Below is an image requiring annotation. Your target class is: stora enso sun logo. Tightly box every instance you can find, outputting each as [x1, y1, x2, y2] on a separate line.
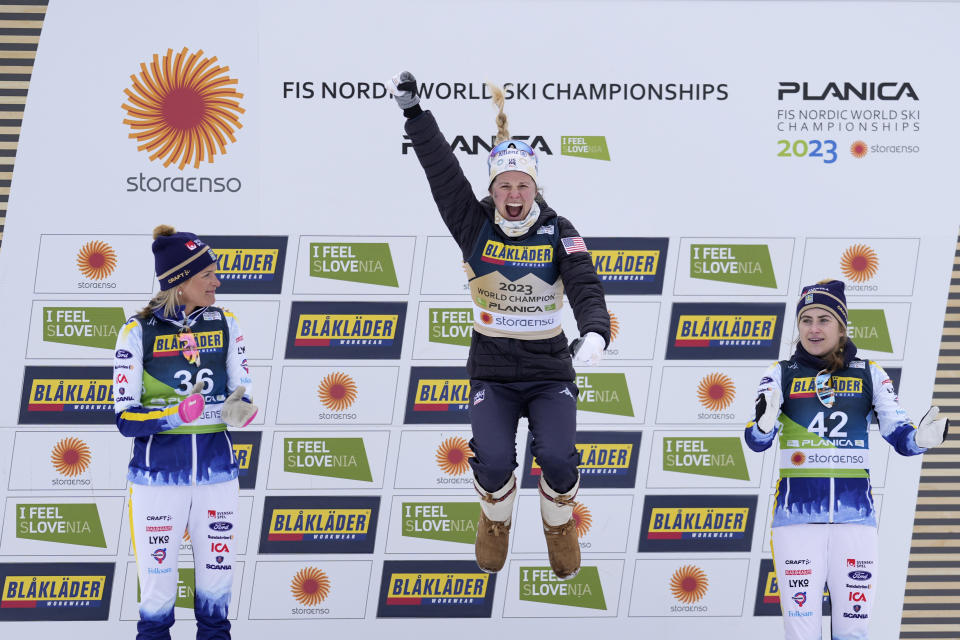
[435, 436, 473, 476]
[77, 241, 118, 281]
[317, 372, 358, 411]
[51, 437, 92, 477]
[697, 372, 735, 412]
[122, 47, 244, 169]
[670, 565, 709, 604]
[840, 244, 879, 282]
[291, 566, 331, 606]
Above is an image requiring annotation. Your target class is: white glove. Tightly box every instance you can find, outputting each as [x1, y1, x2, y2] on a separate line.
[222, 386, 258, 429]
[388, 71, 419, 110]
[754, 387, 782, 434]
[571, 332, 606, 366]
[916, 406, 949, 449]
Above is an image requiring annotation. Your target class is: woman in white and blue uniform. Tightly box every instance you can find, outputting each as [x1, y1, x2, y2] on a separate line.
[114, 225, 259, 640]
[744, 279, 948, 640]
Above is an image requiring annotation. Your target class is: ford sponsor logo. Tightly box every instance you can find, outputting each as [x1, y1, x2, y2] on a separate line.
[116, 349, 133, 359]
[848, 570, 872, 581]
[209, 521, 233, 532]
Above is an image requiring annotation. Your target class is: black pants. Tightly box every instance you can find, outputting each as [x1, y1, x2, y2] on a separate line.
[468, 379, 580, 494]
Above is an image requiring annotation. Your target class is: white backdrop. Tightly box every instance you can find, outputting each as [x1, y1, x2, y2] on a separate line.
[0, 1, 956, 637]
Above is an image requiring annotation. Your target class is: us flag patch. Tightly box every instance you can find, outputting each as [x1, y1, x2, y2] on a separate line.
[561, 236, 588, 254]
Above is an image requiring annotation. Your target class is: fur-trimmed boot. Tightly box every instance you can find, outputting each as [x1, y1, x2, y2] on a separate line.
[474, 475, 517, 573]
[540, 475, 580, 580]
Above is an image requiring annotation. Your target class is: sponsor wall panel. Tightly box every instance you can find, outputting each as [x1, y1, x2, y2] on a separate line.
[376, 560, 497, 618]
[513, 494, 633, 553]
[562, 301, 660, 361]
[628, 558, 749, 617]
[673, 238, 795, 296]
[575, 367, 650, 424]
[26, 300, 139, 359]
[8, 431, 130, 491]
[521, 431, 643, 489]
[275, 366, 398, 425]
[18, 366, 115, 425]
[384, 495, 481, 553]
[584, 237, 669, 295]
[231, 430, 262, 490]
[127, 496, 255, 557]
[118, 561, 244, 621]
[201, 235, 288, 294]
[637, 494, 757, 552]
[800, 238, 920, 297]
[420, 236, 471, 295]
[655, 366, 765, 425]
[0, 561, 115, 621]
[293, 235, 417, 295]
[403, 366, 471, 424]
[762, 494, 885, 553]
[501, 560, 624, 617]
[1, 496, 125, 556]
[847, 303, 910, 360]
[266, 431, 390, 489]
[284, 301, 407, 359]
[646, 430, 764, 489]
[248, 560, 372, 619]
[214, 299, 280, 360]
[393, 430, 479, 490]
[33, 235, 154, 295]
[258, 495, 380, 554]
[413, 301, 473, 359]
[665, 303, 785, 360]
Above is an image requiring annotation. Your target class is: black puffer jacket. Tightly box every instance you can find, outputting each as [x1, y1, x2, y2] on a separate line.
[405, 110, 610, 382]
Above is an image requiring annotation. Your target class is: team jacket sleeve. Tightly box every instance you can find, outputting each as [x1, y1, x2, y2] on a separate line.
[225, 311, 254, 402]
[870, 361, 925, 456]
[557, 217, 611, 347]
[404, 110, 487, 256]
[744, 361, 783, 452]
[113, 318, 180, 437]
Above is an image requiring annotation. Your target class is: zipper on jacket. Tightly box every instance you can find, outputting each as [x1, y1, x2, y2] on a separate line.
[145, 435, 153, 467]
[828, 477, 835, 523]
[191, 434, 198, 485]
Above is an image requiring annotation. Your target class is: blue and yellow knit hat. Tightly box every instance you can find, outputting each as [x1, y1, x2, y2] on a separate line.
[797, 279, 847, 326]
[152, 225, 217, 291]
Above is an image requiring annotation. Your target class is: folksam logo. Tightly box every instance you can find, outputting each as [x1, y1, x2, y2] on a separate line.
[122, 47, 244, 169]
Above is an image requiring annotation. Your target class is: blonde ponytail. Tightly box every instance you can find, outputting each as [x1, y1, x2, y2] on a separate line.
[487, 82, 510, 144]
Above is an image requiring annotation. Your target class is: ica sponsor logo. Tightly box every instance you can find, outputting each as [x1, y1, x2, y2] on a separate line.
[122, 47, 244, 193]
[840, 244, 879, 291]
[519, 566, 607, 610]
[309, 243, 398, 287]
[76, 241, 118, 286]
[15, 504, 107, 548]
[290, 566, 331, 614]
[283, 437, 373, 482]
[316, 372, 358, 418]
[43, 307, 125, 350]
[690, 244, 776, 289]
[696, 372, 736, 419]
[670, 565, 709, 613]
[574, 373, 633, 417]
[401, 502, 479, 544]
[480, 240, 553, 267]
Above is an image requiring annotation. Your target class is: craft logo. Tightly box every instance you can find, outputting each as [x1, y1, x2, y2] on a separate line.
[754, 558, 830, 616]
[572, 503, 592, 538]
[291, 567, 331, 606]
[519, 566, 607, 610]
[377, 560, 496, 618]
[840, 244, 879, 288]
[20, 366, 115, 424]
[286, 301, 406, 359]
[122, 48, 245, 194]
[0, 563, 113, 621]
[283, 437, 373, 482]
[259, 496, 379, 554]
[522, 431, 642, 489]
[690, 244, 777, 288]
[436, 437, 473, 476]
[480, 240, 553, 267]
[697, 372, 736, 417]
[404, 367, 471, 424]
[203, 235, 287, 294]
[575, 373, 633, 416]
[42, 307, 126, 350]
[662, 437, 750, 481]
[429, 307, 473, 347]
[789, 376, 862, 398]
[152, 331, 223, 357]
[16, 504, 107, 548]
[230, 430, 260, 490]
[560, 136, 610, 160]
[51, 437, 92, 479]
[586, 237, 669, 294]
[851, 141, 868, 158]
[317, 372, 358, 414]
[846, 309, 893, 352]
[638, 495, 756, 552]
[666, 303, 784, 360]
[402, 502, 479, 544]
[670, 565, 709, 612]
[309, 243, 399, 287]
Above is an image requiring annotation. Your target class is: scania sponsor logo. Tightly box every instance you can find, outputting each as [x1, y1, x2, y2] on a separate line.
[778, 81, 918, 101]
[152, 331, 223, 357]
[582, 237, 668, 294]
[259, 496, 379, 554]
[0, 562, 114, 620]
[20, 366, 115, 424]
[638, 495, 756, 552]
[286, 301, 406, 359]
[666, 303, 784, 360]
[376, 560, 496, 618]
[404, 367, 471, 424]
[522, 431, 642, 489]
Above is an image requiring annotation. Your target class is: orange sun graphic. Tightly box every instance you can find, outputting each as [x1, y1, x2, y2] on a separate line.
[122, 47, 245, 170]
[291, 567, 331, 606]
[572, 502, 592, 538]
[480, 312, 493, 325]
[76, 241, 118, 280]
[840, 244, 879, 282]
[317, 372, 358, 411]
[670, 565, 709, 604]
[608, 310, 620, 342]
[435, 436, 473, 475]
[850, 141, 868, 158]
[697, 372, 735, 412]
[51, 437, 92, 477]
[791, 451, 806, 466]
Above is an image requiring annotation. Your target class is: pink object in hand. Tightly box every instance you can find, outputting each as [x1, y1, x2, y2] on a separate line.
[177, 393, 205, 424]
